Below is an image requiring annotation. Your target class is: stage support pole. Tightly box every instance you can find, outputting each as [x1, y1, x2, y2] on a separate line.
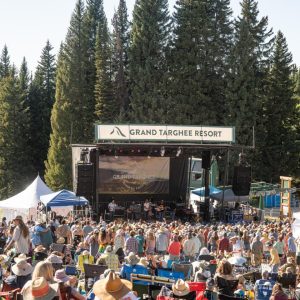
[202, 151, 211, 223]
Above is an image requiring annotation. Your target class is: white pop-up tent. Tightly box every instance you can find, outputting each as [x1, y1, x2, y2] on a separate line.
[292, 212, 300, 239]
[0, 175, 52, 221]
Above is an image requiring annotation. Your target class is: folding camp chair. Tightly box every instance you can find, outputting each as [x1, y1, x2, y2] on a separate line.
[171, 262, 192, 280]
[157, 269, 184, 281]
[50, 243, 65, 253]
[83, 264, 107, 291]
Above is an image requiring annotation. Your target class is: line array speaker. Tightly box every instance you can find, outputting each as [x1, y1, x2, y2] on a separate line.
[232, 166, 251, 196]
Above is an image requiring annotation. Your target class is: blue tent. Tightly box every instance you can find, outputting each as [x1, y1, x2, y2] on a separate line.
[40, 189, 89, 207]
[191, 185, 221, 197]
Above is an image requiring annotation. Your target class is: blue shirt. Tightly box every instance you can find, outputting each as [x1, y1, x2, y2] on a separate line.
[254, 279, 275, 300]
[288, 236, 296, 252]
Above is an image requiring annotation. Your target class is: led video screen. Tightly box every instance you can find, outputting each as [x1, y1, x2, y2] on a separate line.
[98, 156, 170, 194]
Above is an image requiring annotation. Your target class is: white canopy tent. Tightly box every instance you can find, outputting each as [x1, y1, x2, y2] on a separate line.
[292, 212, 300, 239]
[0, 175, 52, 221]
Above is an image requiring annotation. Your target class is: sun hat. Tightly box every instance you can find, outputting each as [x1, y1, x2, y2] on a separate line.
[12, 259, 33, 276]
[105, 245, 112, 253]
[13, 215, 23, 221]
[22, 277, 58, 300]
[54, 269, 70, 283]
[124, 252, 139, 266]
[56, 237, 65, 244]
[287, 257, 295, 263]
[93, 270, 132, 300]
[82, 250, 89, 256]
[138, 257, 148, 268]
[46, 254, 63, 264]
[14, 253, 28, 263]
[34, 245, 47, 253]
[172, 279, 190, 296]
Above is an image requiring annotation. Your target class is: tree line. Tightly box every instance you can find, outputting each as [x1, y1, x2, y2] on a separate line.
[0, 0, 299, 198]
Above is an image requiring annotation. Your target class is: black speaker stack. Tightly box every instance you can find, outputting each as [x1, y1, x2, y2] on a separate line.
[232, 166, 251, 196]
[74, 163, 94, 200]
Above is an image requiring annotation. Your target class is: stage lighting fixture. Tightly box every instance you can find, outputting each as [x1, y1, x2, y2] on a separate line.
[176, 147, 182, 157]
[160, 146, 165, 157]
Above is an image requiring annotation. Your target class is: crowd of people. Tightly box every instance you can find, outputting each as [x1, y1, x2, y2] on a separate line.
[0, 214, 299, 300]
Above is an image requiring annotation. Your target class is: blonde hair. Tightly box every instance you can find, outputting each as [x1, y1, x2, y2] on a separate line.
[32, 261, 54, 281]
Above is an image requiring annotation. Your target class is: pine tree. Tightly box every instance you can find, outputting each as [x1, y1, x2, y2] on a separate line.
[129, 0, 171, 123]
[261, 31, 299, 181]
[19, 58, 30, 93]
[29, 41, 56, 175]
[83, 0, 104, 128]
[169, 0, 233, 125]
[0, 74, 31, 198]
[111, 0, 130, 118]
[0, 45, 11, 78]
[45, 47, 73, 190]
[45, 0, 91, 190]
[227, 0, 273, 147]
[94, 8, 116, 122]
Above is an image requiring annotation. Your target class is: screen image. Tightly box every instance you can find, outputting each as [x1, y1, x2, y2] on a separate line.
[98, 156, 170, 194]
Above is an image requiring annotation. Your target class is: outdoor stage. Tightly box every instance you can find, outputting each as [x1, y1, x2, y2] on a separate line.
[71, 124, 239, 222]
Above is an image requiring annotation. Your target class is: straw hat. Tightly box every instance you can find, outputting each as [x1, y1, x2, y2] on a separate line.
[0, 254, 9, 264]
[93, 271, 132, 300]
[56, 237, 65, 244]
[54, 269, 70, 283]
[12, 260, 33, 276]
[172, 279, 190, 296]
[22, 277, 58, 300]
[287, 257, 295, 263]
[14, 253, 28, 263]
[138, 257, 148, 268]
[124, 252, 139, 266]
[82, 250, 89, 256]
[34, 245, 47, 253]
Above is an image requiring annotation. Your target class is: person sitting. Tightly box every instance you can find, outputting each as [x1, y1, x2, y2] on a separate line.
[54, 269, 85, 300]
[93, 270, 138, 300]
[204, 278, 218, 300]
[33, 245, 48, 262]
[77, 250, 94, 273]
[120, 252, 148, 280]
[4, 257, 33, 290]
[194, 261, 211, 282]
[96, 245, 119, 271]
[172, 279, 196, 300]
[279, 257, 297, 274]
[269, 283, 288, 300]
[21, 277, 59, 300]
[214, 260, 238, 298]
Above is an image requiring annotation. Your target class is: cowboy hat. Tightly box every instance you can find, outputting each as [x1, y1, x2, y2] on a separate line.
[138, 257, 148, 268]
[34, 245, 47, 253]
[93, 271, 132, 300]
[56, 237, 65, 244]
[22, 277, 59, 300]
[14, 253, 28, 263]
[172, 279, 190, 296]
[54, 269, 70, 283]
[124, 252, 139, 266]
[12, 259, 33, 276]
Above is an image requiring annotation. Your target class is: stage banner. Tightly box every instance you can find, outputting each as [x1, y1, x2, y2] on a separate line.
[98, 156, 170, 194]
[95, 124, 235, 143]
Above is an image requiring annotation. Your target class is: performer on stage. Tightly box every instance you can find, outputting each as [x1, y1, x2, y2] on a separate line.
[143, 199, 150, 220]
[156, 200, 165, 221]
[108, 198, 117, 220]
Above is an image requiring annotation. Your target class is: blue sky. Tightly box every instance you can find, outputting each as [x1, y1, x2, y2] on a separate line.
[0, 0, 299, 72]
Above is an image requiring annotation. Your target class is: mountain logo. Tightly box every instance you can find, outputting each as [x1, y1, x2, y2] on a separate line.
[110, 126, 126, 137]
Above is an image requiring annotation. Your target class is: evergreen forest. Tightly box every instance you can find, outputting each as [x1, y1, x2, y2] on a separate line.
[0, 0, 299, 198]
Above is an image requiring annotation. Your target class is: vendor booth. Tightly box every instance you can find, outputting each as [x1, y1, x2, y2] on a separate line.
[0, 175, 52, 221]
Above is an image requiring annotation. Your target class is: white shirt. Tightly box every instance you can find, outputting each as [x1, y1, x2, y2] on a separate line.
[12, 226, 30, 254]
[108, 202, 117, 212]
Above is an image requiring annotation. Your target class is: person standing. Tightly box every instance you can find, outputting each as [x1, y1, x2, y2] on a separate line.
[108, 198, 117, 220]
[156, 227, 169, 255]
[135, 229, 145, 257]
[287, 232, 296, 259]
[218, 233, 231, 254]
[251, 235, 264, 267]
[143, 199, 150, 220]
[267, 242, 280, 274]
[4, 216, 30, 254]
[125, 231, 138, 255]
[254, 271, 275, 300]
[183, 232, 196, 262]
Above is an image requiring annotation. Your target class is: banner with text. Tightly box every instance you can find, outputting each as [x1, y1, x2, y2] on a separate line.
[98, 156, 170, 194]
[95, 124, 235, 143]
